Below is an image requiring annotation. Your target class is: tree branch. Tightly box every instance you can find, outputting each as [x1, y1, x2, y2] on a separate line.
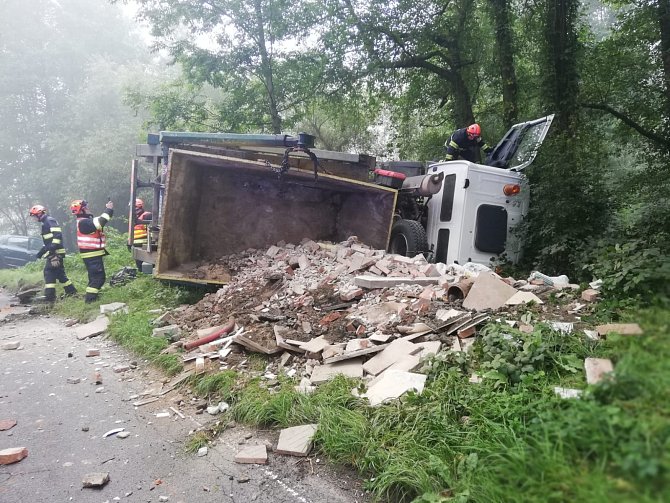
[581, 102, 670, 150]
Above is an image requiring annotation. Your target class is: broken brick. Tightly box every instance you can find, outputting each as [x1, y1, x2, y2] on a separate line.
[319, 311, 342, 325]
[0, 447, 28, 465]
[581, 289, 599, 302]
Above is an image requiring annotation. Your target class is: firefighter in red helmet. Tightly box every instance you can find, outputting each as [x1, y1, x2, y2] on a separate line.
[71, 199, 114, 303]
[444, 123, 493, 162]
[29, 204, 77, 302]
[130, 198, 153, 271]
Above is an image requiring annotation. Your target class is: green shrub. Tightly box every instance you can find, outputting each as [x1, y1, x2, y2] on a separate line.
[584, 236, 670, 303]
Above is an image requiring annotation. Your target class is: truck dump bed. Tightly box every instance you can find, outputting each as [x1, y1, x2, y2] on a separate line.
[154, 148, 397, 284]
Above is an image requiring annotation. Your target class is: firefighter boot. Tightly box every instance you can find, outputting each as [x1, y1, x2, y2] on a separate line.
[63, 283, 78, 297]
[84, 292, 98, 304]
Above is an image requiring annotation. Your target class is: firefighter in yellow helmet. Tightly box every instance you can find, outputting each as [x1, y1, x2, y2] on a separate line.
[444, 123, 493, 162]
[130, 198, 153, 271]
[71, 199, 113, 303]
[29, 204, 77, 302]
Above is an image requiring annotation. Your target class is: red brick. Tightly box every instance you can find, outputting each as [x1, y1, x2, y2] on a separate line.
[0, 447, 28, 465]
[319, 311, 342, 326]
[457, 326, 476, 339]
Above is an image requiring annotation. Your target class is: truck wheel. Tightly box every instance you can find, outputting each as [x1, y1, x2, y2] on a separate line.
[388, 219, 428, 258]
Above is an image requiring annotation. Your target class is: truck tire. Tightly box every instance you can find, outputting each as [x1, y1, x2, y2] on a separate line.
[388, 219, 428, 258]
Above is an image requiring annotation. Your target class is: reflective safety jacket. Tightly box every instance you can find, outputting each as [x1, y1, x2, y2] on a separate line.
[132, 211, 152, 245]
[444, 128, 493, 162]
[76, 209, 113, 259]
[37, 215, 66, 258]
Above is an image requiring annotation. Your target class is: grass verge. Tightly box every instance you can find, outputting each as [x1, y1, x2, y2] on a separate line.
[187, 306, 670, 503]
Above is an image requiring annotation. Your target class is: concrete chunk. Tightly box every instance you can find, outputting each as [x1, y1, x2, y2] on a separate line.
[310, 359, 363, 384]
[99, 302, 128, 314]
[2, 341, 20, 350]
[554, 387, 583, 399]
[595, 323, 643, 336]
[416, 341, 441, 358]
[352, 302, 408, 326]
[354, 275, 440, 289]
[584, 357, 614, 384]
[581, 289, 600, 302]
[299, 335, 330, 353]
[74, 316, 109, 340]
[82, 472, 110, 488]
[462, 272, 517, 311]
[435, 308, 465, 323]
[234, 445, 268, 464]
[275, 424, 318, 457]
[387, 354, 422, 373]
[505, 291, 544, 305]
[322, 344, 387, 364]
[151, 311, 177, 327]
[363, 370, 427, 406]
[363, 339, 420, 376]
[152, 324, 181, 340]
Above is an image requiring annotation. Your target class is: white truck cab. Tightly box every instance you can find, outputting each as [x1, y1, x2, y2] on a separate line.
[387, 115, 554, 265]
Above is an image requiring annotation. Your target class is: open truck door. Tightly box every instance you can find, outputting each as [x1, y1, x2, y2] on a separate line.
[485, 114, 555, 171]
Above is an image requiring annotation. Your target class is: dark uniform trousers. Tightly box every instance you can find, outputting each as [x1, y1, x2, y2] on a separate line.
[83, 255, 106, 303]
[44, 257, 76, 301]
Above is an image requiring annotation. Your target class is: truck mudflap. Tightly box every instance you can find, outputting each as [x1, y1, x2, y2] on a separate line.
[154, 149, 397, 285]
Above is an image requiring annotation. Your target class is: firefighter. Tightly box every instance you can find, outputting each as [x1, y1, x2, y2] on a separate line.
[71, 199, 114, 303]
[444, 123, 493, 162]
[29, 205, 77, 302]
[131, 198, 153, 271]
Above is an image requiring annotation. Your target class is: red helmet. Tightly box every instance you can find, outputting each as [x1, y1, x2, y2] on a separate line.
[70, 199, 87, 214]
[466, 123, 481, 139]
[29, 205, 46, 217]
[135, 198, 144, 209]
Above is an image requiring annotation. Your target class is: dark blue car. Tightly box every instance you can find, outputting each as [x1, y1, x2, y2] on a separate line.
[0, 235, 43, 268]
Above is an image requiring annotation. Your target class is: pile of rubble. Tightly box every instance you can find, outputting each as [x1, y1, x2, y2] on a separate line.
[149, 237, 625, 405]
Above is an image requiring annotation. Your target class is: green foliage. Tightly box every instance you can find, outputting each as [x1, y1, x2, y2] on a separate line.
[128, 0, 325, 133]
[192, 371, 238, 400]
[472, 323, 588, 386]
[584, 237, 670, 303]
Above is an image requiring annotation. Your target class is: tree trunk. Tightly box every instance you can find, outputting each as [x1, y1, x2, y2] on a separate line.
[544, 0, 580, 132]
[488, 0, 518, 127]
[446, 66, 476, 127]
[659, 0, 670, 121]
[253, 0, 282, 133]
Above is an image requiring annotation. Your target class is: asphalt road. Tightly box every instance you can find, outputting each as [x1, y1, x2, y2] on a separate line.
[0, 291, 368, 503]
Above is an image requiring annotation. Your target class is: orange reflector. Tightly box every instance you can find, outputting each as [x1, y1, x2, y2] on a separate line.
[503, 184, 521, 196]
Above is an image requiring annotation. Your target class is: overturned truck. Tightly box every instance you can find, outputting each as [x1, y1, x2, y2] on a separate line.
[129, 132, 410, 285]
[130, 116, 552, 285]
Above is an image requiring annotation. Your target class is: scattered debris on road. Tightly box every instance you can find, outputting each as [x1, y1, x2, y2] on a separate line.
[82, 472, 110, 488]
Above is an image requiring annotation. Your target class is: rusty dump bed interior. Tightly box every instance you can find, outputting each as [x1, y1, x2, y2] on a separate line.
[155, 149, 397, 284]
